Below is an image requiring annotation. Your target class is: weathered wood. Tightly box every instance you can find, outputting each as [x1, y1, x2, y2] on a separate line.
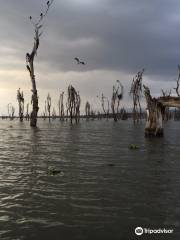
[111, 80, 123, 122]
[26, 0, 54, 127]
[130, 69, 144, 124]
[144, 85, 163, 137]
[157, 96, 180, 108]
[144, 85, 180, 137]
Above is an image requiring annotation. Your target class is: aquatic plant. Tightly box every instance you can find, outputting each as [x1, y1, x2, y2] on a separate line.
[128, 144, 139, 150]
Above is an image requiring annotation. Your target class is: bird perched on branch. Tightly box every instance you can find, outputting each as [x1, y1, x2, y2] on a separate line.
[74, 57, 86, 65]
[47, 1, 50, 5]
[29, 16, 32, 20]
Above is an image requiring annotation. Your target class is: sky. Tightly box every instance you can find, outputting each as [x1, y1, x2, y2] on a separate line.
[0, 0, 180, 115]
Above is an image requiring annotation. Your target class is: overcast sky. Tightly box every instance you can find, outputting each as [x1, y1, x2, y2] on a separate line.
[0, 0, 180, 115]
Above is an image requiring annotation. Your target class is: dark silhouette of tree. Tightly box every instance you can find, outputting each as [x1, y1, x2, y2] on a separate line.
[67, 85, 81, 124]
[58, 91, 65, 121]
[85, 101, 91, 118]
[111, 80, 123, 122]
[17, 88, 24, 122]
[47, 93, 51, 122]
[130, 69, 144, 124]
[26, 0, 54, 127]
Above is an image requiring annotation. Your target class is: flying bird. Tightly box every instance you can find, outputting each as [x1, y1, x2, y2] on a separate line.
[74, 57, 86, 65]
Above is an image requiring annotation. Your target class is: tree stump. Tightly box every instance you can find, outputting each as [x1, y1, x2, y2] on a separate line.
[144, 85, 164, 137]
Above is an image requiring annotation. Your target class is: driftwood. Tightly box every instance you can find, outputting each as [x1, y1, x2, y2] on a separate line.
[26, 0, 54, 127]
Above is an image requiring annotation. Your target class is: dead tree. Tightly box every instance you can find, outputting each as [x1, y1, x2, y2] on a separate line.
[174, 65, 180, 97]
[67, 85, 80, 124]
[85, 101, 91, 118]
[26, 103, 30, 120]
[100, 94, 110, 119]
[111, 80, 123, 122]
[58, 91, 65, 121]
[173, 65, 180, 119]
[143, 85, 164, 137]
[52, 107, 56, 119]
[8, 103, 15, 120]
[130, 69, 144, 124]
[75, 91, 81, 123]
[26, 0, 54, 127]
[17, 88, 24, 122]
[161, 89, 171, 120]
[47, 93, 51, 122]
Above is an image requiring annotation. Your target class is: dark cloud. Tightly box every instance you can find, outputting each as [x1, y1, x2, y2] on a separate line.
[0, 0, 180, 114]
[0, 0, 180, 77]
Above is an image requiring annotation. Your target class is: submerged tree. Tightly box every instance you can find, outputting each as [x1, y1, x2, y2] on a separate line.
[26, 0, 54, 127]
[52, 107, 56, 119]
[111, 80, 123, 122]
[47, 93, 51, 122]
[67, 85, 81, 124]
[85, 101, 91, 118]
[58, 91, 65, 121]
[173, 65, 180, 120]
[26, 103, 30, 120]
[161, 89, 171, 121]
[100, 94, 110, 119]
[17, 88, 24, 122]
[143, 85, 164, 137]
[130, 69, 144, 124]
[174, 65, 180, 97]
[7, 103, 15, 120]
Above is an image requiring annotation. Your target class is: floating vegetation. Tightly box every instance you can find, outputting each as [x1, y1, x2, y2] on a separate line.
[47, 167, 64, 176]
[128, 144, 139, 150]
[107, 163, 115, 167]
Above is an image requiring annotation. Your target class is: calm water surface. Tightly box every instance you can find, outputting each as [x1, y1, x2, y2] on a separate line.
[0, 119, 179, 240]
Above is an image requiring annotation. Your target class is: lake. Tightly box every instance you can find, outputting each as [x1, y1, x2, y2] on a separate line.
[0, 119, 179, 239]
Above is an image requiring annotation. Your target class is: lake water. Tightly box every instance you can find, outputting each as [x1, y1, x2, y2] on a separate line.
[0, 119, 179, 240]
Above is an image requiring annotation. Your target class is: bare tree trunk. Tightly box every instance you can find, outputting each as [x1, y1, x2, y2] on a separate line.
[26, 0, 54, 127]
[17, 88, 24, 122]
[144, 85, 163, 137]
